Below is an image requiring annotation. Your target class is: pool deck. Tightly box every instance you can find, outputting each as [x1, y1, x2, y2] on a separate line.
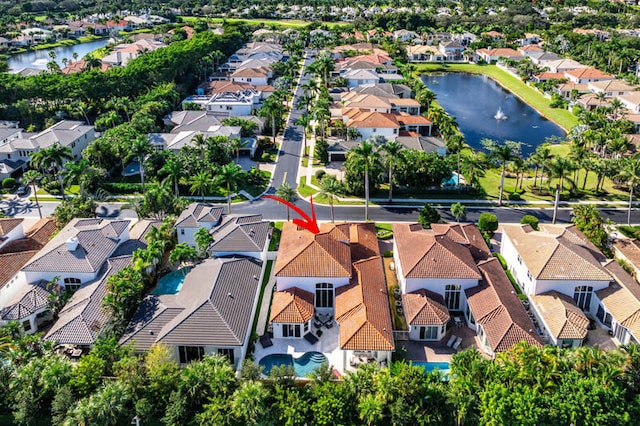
[254, 325, 350, 373]
[402, 325, 481, 363]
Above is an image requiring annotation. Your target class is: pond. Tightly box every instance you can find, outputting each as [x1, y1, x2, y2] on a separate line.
[422, 73, 566, 156]
[7, 38, 110, 73]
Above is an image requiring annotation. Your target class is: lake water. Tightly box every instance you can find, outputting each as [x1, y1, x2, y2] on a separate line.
[422, 73, 566, 156]
[6, 38, 110, 73]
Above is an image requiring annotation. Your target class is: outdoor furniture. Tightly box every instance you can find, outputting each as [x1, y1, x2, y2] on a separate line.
[259, 334, 273, 348]
[446, 335, 457, 348]
[452, 337, 463, 351]
[325, 321, 334, 329]
[304, 333, 319, 344]
[454, 316, 463, 327]
[314, 321, 323, 329]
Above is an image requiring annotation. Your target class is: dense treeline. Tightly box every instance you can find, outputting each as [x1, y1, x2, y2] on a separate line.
[1, 334, 640, 425]
[0, 25, 249, 129]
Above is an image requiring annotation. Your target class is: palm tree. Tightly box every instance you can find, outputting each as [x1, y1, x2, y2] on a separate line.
[63, 158, 102, 197]
[216, 163, 244, 213]
[30, 144, 73, 200]
[22, 170, 42, 219]
[130, 136, 152, 194]
[548, 157, 576, 192]
[296, 114, 312, 156]
[319, 175, 345, 223]
[445, 132, 466, 192]
[381, 141, 403, 202]
[190, 171, 213, 201]
[227, 138, 248, 162]
[450, 202, 467, 222]
[258, 96, 284, 146]
[461, 151, 487, 188]
[160, 155, 183, 197]
[275, 182, 297, 221]
[618, 155, 640, 225]
[191, 133, 207, 161]
[349, 141, 380, 221]
[169, 243, 198, 270]
[482, 139, 521, 206]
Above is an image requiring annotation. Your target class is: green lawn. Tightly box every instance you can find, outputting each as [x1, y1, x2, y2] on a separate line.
[413, 63, 579, 131]
[183, 16, 348, 29]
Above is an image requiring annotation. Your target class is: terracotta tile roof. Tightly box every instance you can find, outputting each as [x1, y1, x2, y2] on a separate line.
[597, 261, 640, 339]
[0, 218, 22, 236]
[589, 79, 636, 92]
[231, 67, 269, 78]
[482, 31, 505, 38]
[403, 289, 450, 325]
[466, 258, 542, 352]
[335, 256, 394, 351]
[395, 114, 432, 126]
[61, 59, 111, 74]
[346, 111, 400, 128]
[501, 224, 611, 282]
[0, 251, 39, 289]
[274, 222, 352, 278]
[198, 80, 254, 94]
[23, 218, 56, 247]
[613, 238, 640, 267]
[530, 291, 588, 340]
[533, 72, 566, 80]
[519, 44, 544, 52]
[393, 223, 481, 279]
[565, 67, 613, 80]
[476, 48, 522, 58]
[270, 287, 315, 323]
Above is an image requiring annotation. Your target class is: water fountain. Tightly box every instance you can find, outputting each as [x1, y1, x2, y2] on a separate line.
[494, 107, 508, 120]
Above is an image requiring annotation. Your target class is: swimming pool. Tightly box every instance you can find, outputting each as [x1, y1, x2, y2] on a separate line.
[442, 173, 463, 187]
[122, 161, 141, 177]
[412, 361, 451, 374]
[259, 351, 328, 377]
[153, 267, 192, 295]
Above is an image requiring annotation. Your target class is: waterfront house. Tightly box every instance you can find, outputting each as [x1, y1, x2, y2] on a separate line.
[475, 48, 523, 63]
[564, 67, 613, 84]
[588, 79, 637, 98]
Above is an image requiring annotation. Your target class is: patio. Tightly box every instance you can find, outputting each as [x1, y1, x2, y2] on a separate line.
[254, 323, 344, 373]
[403, 324, 480, 363]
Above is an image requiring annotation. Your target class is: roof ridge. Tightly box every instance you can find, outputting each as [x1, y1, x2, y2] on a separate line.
[535, 240, 561, 279]
[274, 237, 315, 275]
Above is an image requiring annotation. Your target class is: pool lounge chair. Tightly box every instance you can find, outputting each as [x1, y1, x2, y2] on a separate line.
[259, 334, 273, 348]
[304, 333, 319, 344]
[446, 335, 457, 348]
[452, 337, 463, 351]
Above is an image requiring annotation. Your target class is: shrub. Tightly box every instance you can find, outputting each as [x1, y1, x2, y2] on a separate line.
[507, 192, 521, 201]
[2, 178, 15, 189]
[383, 250, 393, 258]
[478, 213, 499, 235]
[100, 182, 143, 194]
[261, 152, 272, 162]
[520, 215, 540, 230]
[315, 170, 326, 181]
[315, 138, 329, 164]
[418, 204, 440, 229]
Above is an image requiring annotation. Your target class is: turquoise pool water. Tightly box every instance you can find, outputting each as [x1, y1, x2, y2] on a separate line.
[259, 352, 327, 377]
[153, 267, 192, 295]
[412, 361, 451, 374]
[122, 161, 141, 176]
[442, 173, 461, 186]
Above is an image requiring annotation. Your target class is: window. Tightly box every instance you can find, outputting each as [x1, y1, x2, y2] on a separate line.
[573, 286, 593, 311]
[466, 305, 476, 325]
[304, 322, 309, 333]
[178, 346, 204, 363]
[615, 324, 628, 343]
[419, 326, 438, 340]
[282, 324, 301, 338]
[22, 320, 31, 332]
[64, 277, 81, 292]
[218, 348, 235, 365]
[315, 283, 334, 308]
[180, 228, 185, 235]
[445, 284, 461, 310]
[517, 254, 522, 264]
[526, 271, 532, 281]
[596, 304, 613, 327]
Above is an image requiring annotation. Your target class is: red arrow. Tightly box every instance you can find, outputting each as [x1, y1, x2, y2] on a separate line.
[263, 194, 320, 234]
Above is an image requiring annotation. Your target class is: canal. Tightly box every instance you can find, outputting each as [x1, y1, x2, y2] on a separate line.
[422, 73, 566, 156]
[7, 38, 110, 73]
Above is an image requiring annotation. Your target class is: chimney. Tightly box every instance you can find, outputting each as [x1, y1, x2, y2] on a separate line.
[66, 236, 79, 251]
